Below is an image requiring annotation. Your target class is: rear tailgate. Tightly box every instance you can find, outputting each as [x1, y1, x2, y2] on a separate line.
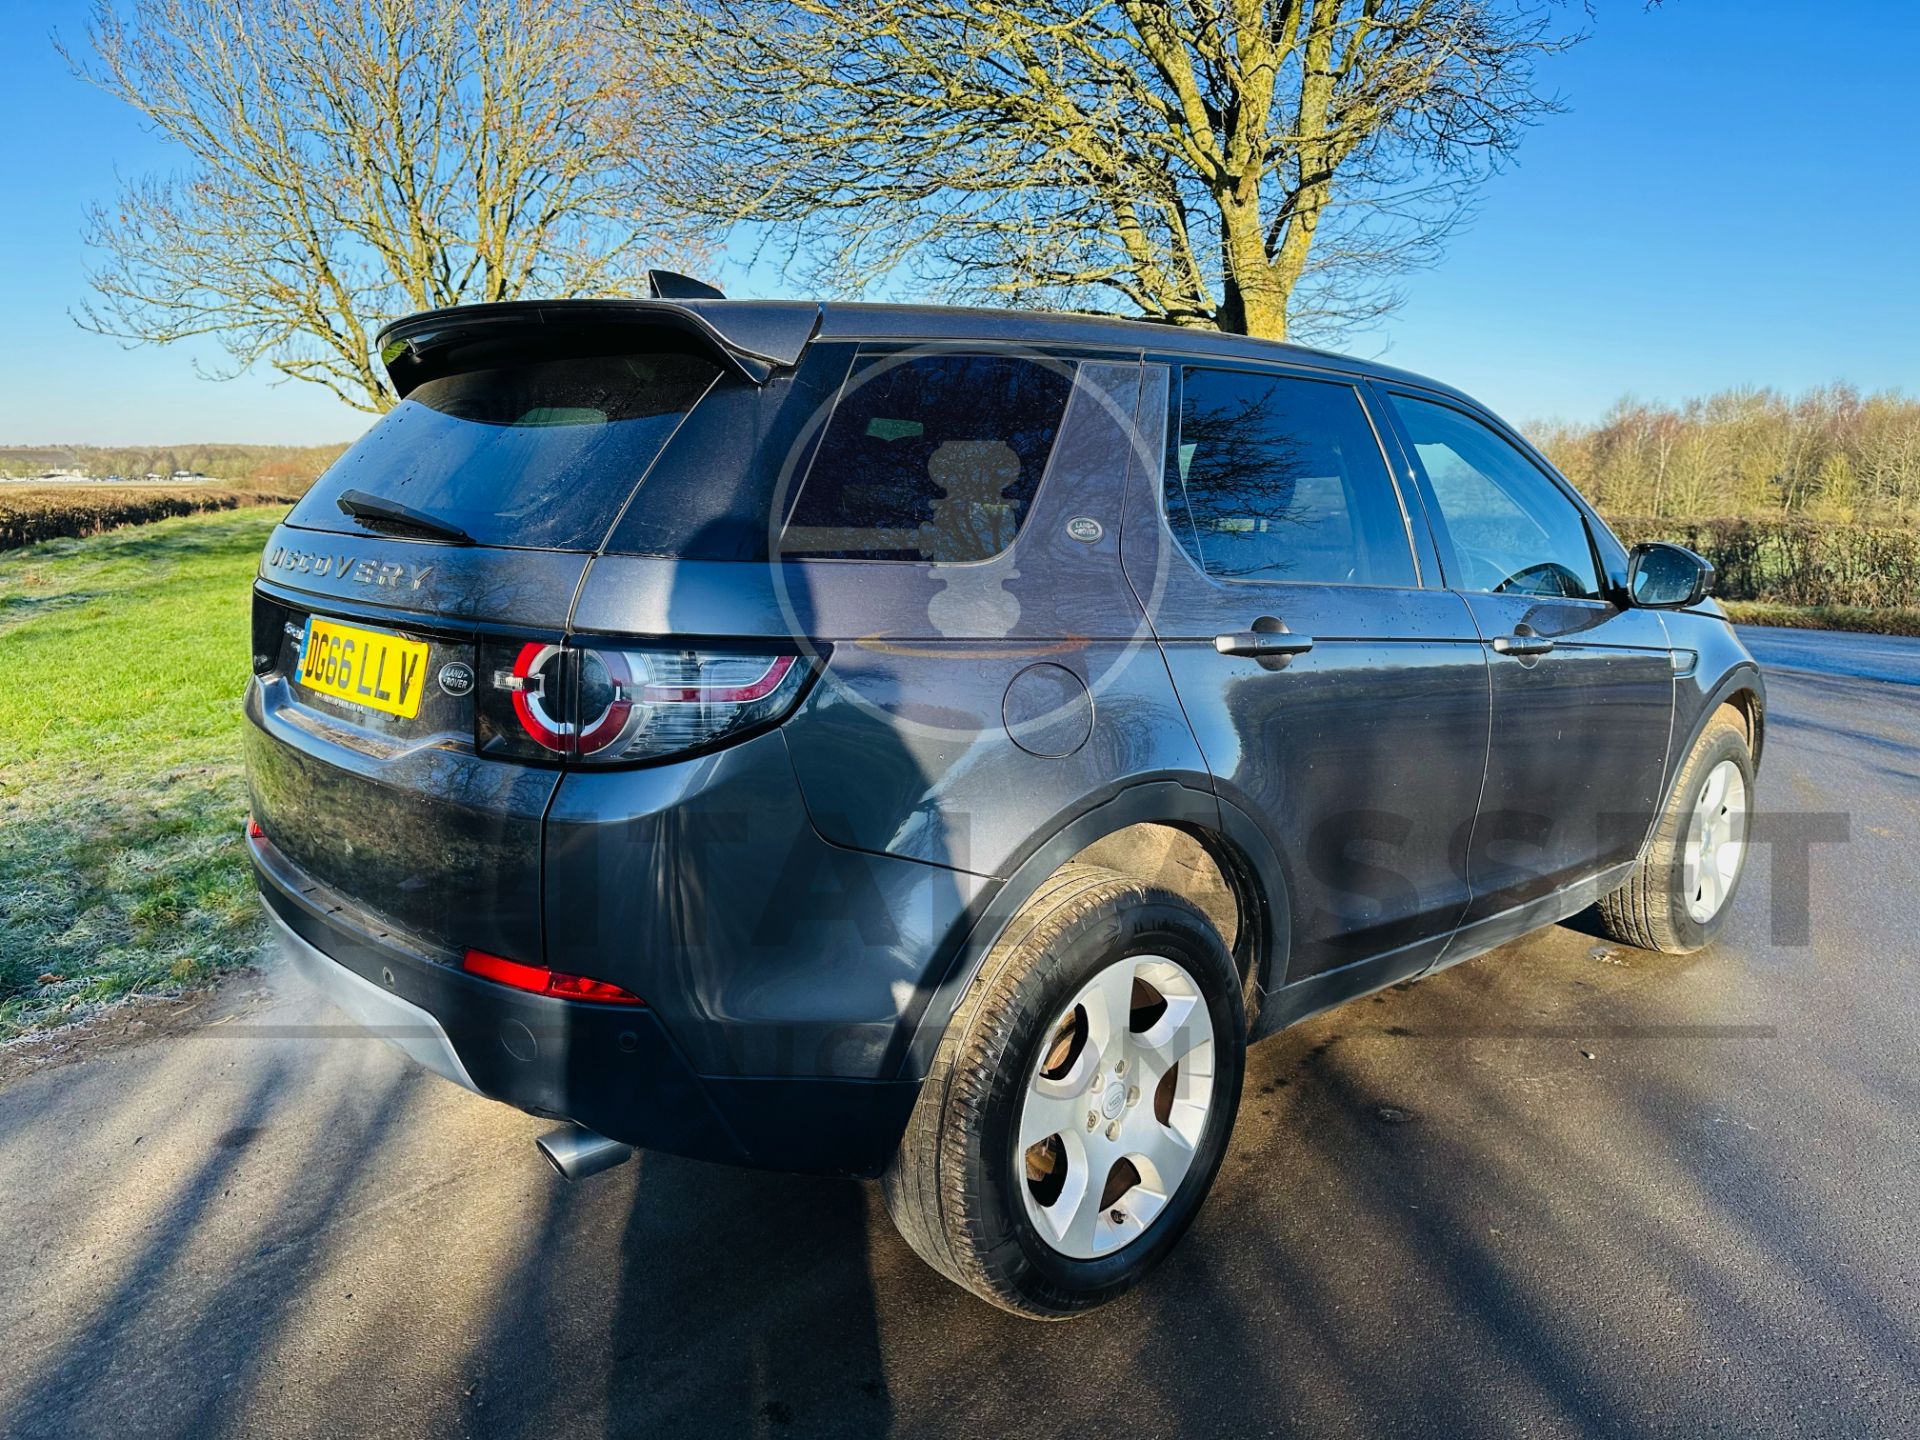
[244, 303, 820, 963]
[245, 533, 585, 961]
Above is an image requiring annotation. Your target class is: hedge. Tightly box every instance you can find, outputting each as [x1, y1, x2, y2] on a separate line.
[1607, 516, 1920, 609]
[0, 486, 298, 552]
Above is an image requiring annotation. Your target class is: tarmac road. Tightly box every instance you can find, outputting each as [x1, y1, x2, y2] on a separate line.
[1, 624, 1915, 1438]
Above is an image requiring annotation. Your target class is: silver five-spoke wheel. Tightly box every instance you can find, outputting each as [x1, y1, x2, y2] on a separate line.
[1017, 954, 1216, 1259]
[1683, 757, 1748, 923]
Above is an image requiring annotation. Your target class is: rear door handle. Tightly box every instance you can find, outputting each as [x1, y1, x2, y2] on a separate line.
[1491, 632, 1555, 657]
[1214, 631, 1315, 658]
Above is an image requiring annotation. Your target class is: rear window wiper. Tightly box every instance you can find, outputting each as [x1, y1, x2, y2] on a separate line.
[335, 489, 475, 546]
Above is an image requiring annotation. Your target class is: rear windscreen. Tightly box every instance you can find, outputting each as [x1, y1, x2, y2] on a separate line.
[288, 350, 722, 551]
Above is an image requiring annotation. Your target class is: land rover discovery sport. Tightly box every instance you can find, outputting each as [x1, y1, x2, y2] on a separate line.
[246, 289, 1762, 1317]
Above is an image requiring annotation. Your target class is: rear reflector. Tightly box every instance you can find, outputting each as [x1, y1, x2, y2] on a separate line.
[246, 816, 265, 841]
[461, 948, 644, 1005]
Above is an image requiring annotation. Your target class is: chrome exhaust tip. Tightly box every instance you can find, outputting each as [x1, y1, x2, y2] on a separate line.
[536, 1124, 635, 1181]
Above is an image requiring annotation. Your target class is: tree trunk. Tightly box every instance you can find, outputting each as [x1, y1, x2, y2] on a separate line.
[1215, 190, 1289, 340]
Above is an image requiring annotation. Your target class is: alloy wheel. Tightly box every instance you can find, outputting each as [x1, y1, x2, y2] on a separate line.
[1016, 954, 1217, 1259]
[1683, 757, 1748, 923]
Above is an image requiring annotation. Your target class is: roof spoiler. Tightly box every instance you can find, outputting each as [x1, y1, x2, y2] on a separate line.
[374, 297, 820, 395]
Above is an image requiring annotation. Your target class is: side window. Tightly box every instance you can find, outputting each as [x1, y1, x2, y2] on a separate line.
[1388, 394, 1602, 600]
[779, 353, 1076, 562]
[1167, 368, 1416, 587]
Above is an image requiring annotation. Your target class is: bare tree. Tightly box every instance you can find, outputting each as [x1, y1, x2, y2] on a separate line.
[620, 0, 1575, 341]
[66, 0, 709, 412]
[1541, 386, 1920, 525]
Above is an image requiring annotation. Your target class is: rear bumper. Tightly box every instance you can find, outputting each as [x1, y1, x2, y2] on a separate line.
[269, 906, 478, 1094]
[252, 832, 917, 1176]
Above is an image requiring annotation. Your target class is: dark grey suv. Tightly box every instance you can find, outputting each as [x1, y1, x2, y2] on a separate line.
[245, 292, 1763, 1317]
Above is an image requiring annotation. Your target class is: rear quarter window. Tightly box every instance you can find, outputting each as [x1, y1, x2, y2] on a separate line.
[289, 350, 721, 551]
[778, 352, 1076, 563]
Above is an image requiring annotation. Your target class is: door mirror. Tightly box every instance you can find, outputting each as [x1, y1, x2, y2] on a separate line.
[1627, 542, 1714, 608]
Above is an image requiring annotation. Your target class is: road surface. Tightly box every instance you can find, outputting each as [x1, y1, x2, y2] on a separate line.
[2, 625, 1915, 1438]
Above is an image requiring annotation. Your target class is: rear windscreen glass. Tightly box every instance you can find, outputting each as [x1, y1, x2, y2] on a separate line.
[778, 353, 1076, 563]
[288, 351, 721, 551]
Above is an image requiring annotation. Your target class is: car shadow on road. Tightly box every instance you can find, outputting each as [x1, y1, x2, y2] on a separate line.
[0, 1032, 894, 1440]
[5, 910, 1916, 1437]
[445, 1157, 895, 1439]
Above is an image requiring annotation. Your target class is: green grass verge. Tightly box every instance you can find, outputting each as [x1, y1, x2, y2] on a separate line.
[0, 509, 278, 1039]
[1721, 600, 1920, 637]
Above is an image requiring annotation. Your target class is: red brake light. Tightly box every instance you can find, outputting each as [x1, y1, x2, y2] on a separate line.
[461, 949, 643, 1005]
[546, 973, 642, 1003]
[246, 816, 265, 841]
[461, 948, 553, 992]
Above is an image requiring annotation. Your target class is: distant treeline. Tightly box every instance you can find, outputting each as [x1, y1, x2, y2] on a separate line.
[0, 442, 346, 485]
[0, 486, 300, 551]
[1534, 386, 1920, 521]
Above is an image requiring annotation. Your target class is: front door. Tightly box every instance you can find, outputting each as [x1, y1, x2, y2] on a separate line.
[1376, 389, 1674, 921]
[1122, 362, 1492, 985]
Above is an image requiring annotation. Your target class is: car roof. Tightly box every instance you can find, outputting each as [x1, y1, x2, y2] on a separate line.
[801, 299, 1463, 396]
[377, 296, 1482, 411]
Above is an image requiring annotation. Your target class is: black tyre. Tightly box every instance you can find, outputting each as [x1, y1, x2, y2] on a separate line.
[1597, 704, 1755, 954]
[882, 863, 1246, 1318]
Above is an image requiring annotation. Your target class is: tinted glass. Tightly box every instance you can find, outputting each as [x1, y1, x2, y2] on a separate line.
[1167, 369, 1415, 586]
[779, 353, 1076, 562]
[290, 351, 720, 550]
[1390, 395, 1601, 600]
[608, 347, 858, 562]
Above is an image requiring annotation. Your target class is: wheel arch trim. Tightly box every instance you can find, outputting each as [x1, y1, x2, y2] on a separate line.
[893, 778, 1290, 1081]
[1688, 660, 1767, 771]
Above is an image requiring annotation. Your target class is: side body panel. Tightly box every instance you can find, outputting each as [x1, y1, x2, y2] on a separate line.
[540, 730, 991, 1081]
[760, 357, 1220, 881]
[1448, 593, 1675, 917]
[1663, 606, 1767, 772]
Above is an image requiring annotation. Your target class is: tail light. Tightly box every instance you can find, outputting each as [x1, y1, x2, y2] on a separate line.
[477, 639, 815, 764]
[250, 591, 295, 675]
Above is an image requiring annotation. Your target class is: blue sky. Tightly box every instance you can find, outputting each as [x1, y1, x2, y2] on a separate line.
[1, 1, 1914, 446]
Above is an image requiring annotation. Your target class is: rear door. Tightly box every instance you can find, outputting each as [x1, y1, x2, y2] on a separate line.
[1121, 361, 1491, 985]
[1375, 388, 1674, 920]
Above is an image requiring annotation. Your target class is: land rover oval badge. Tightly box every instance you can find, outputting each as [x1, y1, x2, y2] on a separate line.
[438, 661, 475, 697]
[1066, 516, 1103, 544]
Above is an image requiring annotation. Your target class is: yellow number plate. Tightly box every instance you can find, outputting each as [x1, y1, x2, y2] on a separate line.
[297, 618, 430, 719]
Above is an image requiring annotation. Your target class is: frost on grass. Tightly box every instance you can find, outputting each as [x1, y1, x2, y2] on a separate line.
[0, 769, 262, 1038]
[1, 508, 278, 1042]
